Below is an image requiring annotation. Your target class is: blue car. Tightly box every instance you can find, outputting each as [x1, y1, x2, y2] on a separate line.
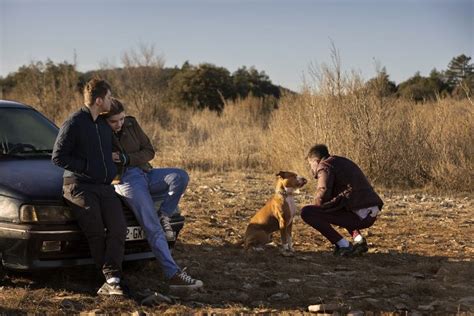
[0, 100, 184, 270]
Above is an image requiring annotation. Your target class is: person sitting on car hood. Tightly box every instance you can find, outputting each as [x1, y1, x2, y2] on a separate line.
[52, 78, 128, 297]
[103, 98, 203, 290]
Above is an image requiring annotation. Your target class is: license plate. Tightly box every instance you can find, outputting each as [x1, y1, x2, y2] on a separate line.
[126, 226, 146, 241]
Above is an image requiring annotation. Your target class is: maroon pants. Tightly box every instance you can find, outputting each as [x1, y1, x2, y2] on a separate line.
[300, 205, 376, 244]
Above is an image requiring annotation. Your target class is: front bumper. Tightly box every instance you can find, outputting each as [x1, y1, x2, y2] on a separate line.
[0, 211, 184, 270]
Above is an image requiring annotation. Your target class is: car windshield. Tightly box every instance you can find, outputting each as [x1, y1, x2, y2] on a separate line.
[0, 108, 58, 156]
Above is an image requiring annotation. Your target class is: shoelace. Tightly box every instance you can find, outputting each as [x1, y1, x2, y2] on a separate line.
[161, 216, 173, 230]
[178, 268, 194, 284]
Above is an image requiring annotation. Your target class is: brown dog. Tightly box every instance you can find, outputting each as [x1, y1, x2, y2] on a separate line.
[244, 171, 307, 252]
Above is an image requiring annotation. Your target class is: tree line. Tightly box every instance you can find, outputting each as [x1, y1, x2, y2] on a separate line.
[366, 54, 473, 102]
[0, 53, 472, 116]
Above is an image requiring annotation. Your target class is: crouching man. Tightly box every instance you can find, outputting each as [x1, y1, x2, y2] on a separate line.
[301, 144, 383, 256]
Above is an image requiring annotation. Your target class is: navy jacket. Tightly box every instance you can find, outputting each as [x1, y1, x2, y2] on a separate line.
[52, 106, 117, 184]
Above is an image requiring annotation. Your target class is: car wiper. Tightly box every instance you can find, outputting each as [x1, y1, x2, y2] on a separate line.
[31, 149, 53, 154]
[20, 149, 54, 155]
[1, 149, 53, 156]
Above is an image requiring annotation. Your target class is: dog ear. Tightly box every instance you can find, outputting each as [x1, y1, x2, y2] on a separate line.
[276, 171, 288, 178]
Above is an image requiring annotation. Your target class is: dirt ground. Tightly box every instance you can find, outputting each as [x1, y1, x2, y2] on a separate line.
[0, 171, 473, 315]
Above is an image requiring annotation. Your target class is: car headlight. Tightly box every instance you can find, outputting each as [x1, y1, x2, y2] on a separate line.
[19, 205, 74, 224]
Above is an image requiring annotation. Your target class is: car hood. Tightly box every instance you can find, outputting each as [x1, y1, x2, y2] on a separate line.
[0, 158, 64, 201]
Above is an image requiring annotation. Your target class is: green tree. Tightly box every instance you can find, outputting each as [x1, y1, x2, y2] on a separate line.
[168, 63, 235, 111]
[397, 71, 446, 102]
[232, 66, 280, 99]
[445, 54, 473, 90]
[365, 67, 397, 98]
[2, 60, 79, 121]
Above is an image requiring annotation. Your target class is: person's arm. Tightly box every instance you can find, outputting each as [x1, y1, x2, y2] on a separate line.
[313, 167, 334, 206]
[125, 118, 155, 166]
[52, 119, 88, 173]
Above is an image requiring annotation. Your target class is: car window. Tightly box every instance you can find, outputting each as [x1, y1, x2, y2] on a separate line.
[0, 108, 58, 155]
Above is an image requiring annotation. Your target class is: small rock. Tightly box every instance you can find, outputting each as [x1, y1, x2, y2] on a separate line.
[242, 283, 253, 290]
[59, 299, 76, 311]
[365, 298, 379, 304]
[269, 292, 290, 301]
[395, 302, 409, 310]
[141, 292, 174, 306]
[347, 311, 364, 316]
[288, 278, 301, 283]
[418, 304, 434, 311]
[308, 303, 340, 312]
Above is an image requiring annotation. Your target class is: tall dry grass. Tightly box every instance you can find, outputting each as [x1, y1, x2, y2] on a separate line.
[262, 49, 473, 190]
[141, 96, 271, 172]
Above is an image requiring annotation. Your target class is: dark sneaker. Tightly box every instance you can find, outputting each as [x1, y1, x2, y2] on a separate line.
[352, 238, 369, 255]
[97, 281, 124, 296]
[161, 215, 176, 242]
[169, 268, 204, 290]
[333, 244, 354, 257]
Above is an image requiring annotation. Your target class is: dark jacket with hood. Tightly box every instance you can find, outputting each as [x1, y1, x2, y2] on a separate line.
[52, 106, 117, 184]
[313, 155, 383, 212]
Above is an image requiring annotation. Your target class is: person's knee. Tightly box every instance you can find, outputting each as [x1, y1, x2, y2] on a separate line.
[300, 206, 313, 223]
[167, 169, 189, 191]
[301, 205, 324, 225]
[176, 169, 189, 187]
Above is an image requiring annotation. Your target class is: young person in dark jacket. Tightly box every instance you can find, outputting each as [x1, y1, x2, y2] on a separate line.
[52, 79, 127, 296]
[301, 144, 383, 256]
[103, 98, 203, 290]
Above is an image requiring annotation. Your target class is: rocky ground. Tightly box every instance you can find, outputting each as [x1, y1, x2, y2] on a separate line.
[0, 171, 473, 315]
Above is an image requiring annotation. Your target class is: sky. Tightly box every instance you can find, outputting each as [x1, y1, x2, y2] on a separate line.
[0, 0, 472, 91]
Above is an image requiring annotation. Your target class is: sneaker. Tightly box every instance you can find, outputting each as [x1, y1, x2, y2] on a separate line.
[161, 215, 176, 242]
[169, 268, 204, 290]
[333, 244, 354, 257]
[97, 281, 124, 296]
[352, 238, 369, 255]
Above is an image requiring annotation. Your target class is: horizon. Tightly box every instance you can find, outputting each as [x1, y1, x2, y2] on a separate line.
[1, 0, 472, 91]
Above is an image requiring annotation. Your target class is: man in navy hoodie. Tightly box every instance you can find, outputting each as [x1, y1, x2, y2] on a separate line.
[52, 78, 127, 296]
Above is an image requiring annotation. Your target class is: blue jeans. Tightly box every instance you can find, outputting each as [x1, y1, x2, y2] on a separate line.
[114, 167, 189, 278]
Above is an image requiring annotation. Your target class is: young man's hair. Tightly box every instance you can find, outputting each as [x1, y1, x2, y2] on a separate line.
[307, 144, 330, 159]
[83, 78, 111, 106]
[104, 98, 125, 118]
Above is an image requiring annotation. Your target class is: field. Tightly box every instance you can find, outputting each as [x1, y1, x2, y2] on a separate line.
[0, 171, 473, 315]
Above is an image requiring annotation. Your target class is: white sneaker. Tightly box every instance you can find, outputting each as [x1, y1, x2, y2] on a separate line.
[160, 215, 176, 241]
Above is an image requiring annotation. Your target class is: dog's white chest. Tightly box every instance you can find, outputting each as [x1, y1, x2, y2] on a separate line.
[285, 196, 297, 222]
